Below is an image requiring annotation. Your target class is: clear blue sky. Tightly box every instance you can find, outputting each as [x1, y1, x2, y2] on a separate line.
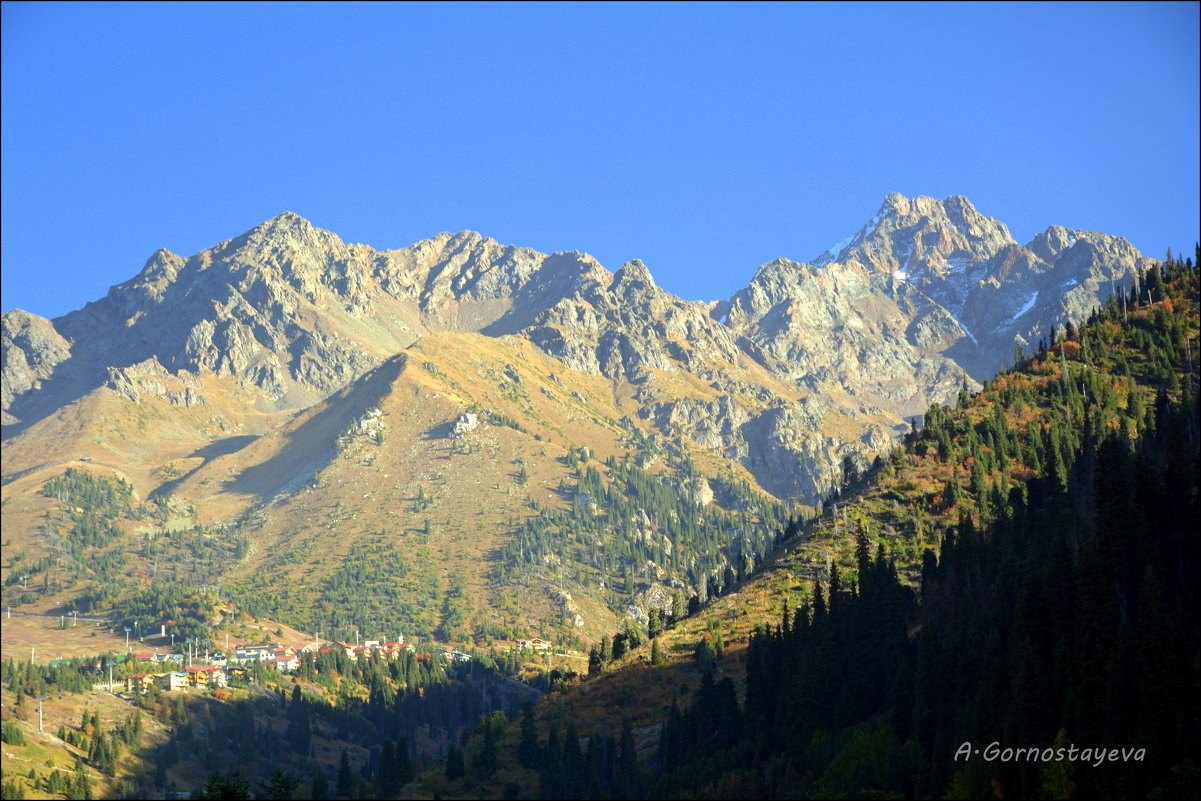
[3, 1, 1198, 318]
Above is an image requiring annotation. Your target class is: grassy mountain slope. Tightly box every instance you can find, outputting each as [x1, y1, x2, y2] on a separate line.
[3, 326, 812, 652]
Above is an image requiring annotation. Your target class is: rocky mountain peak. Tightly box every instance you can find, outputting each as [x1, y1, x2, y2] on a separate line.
[612, 259, 657, 292]
[1024, 225, 1143, 266]
[445, 230, 486, 247]
[248, 210, 314, 239]
[815, 192, 1016, 273]
[237, 211, 348, 265]
[724, 192, 1150, 479]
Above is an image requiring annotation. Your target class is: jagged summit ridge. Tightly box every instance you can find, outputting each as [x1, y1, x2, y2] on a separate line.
[1, 213, 743, 417]
[764, 193, 1153, 383]
[814, 193, 1016, 271]
[2, 198, 1154, 500]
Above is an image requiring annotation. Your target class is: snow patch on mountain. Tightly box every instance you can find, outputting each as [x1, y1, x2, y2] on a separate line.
[1011, 291, 1039, 322]
[818, 233, 857, 265]
[949, 312, 978, 345]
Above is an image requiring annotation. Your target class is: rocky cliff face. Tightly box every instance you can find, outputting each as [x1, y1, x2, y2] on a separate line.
[520, 258, 745, 379]
[1, 309, 72, 423]
[1, 197, 1153, 501]
[727, 194, 1152, 415]
[724, 256, 969, 419]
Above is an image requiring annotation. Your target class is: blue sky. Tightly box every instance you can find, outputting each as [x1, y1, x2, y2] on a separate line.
[3, 1, 1198, 318]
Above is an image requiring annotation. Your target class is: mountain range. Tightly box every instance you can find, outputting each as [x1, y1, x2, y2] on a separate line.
[2, 193, 1151, 499]
[0, 193, 1155, 640]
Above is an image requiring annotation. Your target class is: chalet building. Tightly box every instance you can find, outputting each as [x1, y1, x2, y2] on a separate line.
[159, 672, 188, 692]
[320, 640, 413, 662]
[185, 666, 227, 687]
[235, 643, 278, 662]
[382, 641, 412, 658]
[272, 650, 299, 671]
[517, 638, 551, 651]
[125, 673, 157, 694]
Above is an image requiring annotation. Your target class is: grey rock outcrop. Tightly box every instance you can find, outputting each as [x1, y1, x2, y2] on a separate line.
[1, 310, 72, 422]
[104, 357, 204, 406]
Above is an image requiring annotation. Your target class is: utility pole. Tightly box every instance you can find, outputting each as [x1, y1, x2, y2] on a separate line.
[108, 665, 114, 694]
[124, 628, 131, 652]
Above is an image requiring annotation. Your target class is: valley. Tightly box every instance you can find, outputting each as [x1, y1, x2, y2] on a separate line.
[2, 199, 1193, 800]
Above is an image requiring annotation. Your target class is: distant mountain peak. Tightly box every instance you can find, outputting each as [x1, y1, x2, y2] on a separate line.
[443, 230, 486, 246]
[613, 259, 656, 288]
[242, 210, 313, 238]
[814, 192, 1015, 271]
[266, 209, 309, 226]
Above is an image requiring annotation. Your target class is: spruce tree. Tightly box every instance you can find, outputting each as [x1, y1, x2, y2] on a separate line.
[311, 768, 329, 801]
[377, 740, 397, 799]
[518, 703, 541, 768]
[336, 749, 352, 798]
[396, 736, 413, 785]
[445, 745, 465, 781]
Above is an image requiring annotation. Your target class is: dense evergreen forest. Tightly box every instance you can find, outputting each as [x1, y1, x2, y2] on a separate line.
[166, 649, 537, 801]
[643, 254, 1200, 798]
[450, 254, 1198, 800]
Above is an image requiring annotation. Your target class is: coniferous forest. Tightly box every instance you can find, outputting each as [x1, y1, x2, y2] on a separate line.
[454, 253, 1198, 800]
